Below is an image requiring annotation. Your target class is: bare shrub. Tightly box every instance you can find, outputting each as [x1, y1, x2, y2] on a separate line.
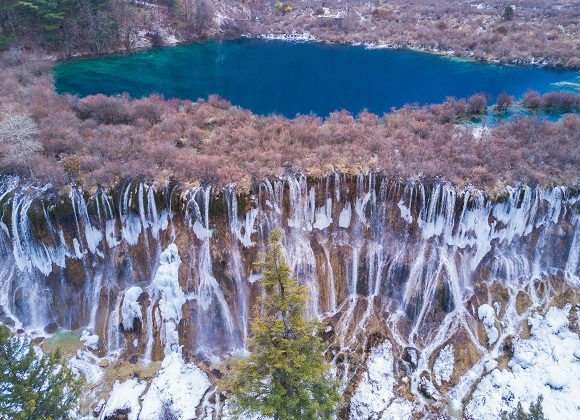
[76, 94, 133, 125]
[495, 92, 514, 112]
[0, 106, 42, 175]
[467, 93, 489, 114]
[522, 90, 541, 109]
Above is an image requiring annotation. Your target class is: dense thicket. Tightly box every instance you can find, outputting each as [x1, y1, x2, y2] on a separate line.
[0, 0, 119, 54]
[0, 53, 579, 192]
[0, 0, 215, 55]
[1, 0, 580, 67]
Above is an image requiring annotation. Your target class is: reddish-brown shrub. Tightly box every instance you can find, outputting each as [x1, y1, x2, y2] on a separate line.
[76, 94, 133, 125]
[467, 93, 489, 114]
[495, 92, 514, 112]
[522, 89, 541, 109]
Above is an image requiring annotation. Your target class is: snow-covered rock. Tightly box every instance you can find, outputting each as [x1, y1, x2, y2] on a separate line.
[68, 349, 104, 385]
[350, 340, 395, 419]
[80, 330, 99, 350]
[103, 378, 147, 420]
[466, 305, 580, 419]
[140, 352, 211, 419]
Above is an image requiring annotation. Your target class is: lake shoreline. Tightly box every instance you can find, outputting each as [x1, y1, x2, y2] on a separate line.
[50, 32, 580, 72]
[3, 50, 580, 197]
[54, 38, 579, 119]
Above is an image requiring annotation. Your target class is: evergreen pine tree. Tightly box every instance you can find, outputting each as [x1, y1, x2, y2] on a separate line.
[223, 228, 341, 420]
[501, 396, 546, 420]
[529, 395, 546, 419]
[0, 327, 79, 419]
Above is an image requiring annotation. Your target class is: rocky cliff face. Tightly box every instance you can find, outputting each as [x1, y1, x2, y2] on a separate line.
[0, 173, 578, 418]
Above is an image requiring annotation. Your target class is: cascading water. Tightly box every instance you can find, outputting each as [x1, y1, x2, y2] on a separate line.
[0, 173, 578, 418]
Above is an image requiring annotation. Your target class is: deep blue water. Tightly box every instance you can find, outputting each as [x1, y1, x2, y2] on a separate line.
[54, 39, 580, 117]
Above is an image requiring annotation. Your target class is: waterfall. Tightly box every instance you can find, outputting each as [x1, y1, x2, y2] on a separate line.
[106, 293, 124, 354]
[0, 173, 577, 413]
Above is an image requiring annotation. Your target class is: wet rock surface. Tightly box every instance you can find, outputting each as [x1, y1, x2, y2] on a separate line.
[44, 322, 59, 334]
[0, 175, 578, 417]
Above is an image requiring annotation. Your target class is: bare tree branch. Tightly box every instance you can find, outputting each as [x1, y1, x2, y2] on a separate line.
[0, 105, 41, 176]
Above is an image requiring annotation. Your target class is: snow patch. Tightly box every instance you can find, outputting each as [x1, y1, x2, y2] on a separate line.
[382, 398, 415, 419]
[140, 352, 211, 419]
[433, 344, 454, 386]
[350, 340, 395, 419]
[103, 377, 147, 420]
[466, 305, 580, 419]
[68, 349, 104, 385]
[80, 330, 99, 350]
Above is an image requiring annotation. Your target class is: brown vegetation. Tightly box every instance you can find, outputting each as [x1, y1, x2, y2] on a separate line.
[0, 53, 578, 192]
[239, 0, 580, 68]
[2, 1, 580, 68]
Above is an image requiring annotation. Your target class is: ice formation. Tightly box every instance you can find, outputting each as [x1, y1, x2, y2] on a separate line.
[478, 304, 499, 345]
[152, 244, 185, 354]
[0, 175, 578, 417]
[80, 330, 99, 350]
[121, 286, 143, 331]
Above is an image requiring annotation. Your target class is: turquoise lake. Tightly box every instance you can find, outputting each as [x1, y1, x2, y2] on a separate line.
[54, 39, 580, 117]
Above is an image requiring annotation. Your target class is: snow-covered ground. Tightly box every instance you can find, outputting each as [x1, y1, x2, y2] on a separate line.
[467, 305, 580, 419]
[350, 340, 395, 418]
[140, 352, 210, 419]
[350, 340, 416, 419]
[103, 378, 148, 420]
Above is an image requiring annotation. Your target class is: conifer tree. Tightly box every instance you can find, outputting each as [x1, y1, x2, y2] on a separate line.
[501, 396, 546, 420]
[0, 327, 79, 419]
[224, 228, 341, 420]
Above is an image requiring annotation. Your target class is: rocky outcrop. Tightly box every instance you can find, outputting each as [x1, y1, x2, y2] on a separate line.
[0, 173, 578, 417]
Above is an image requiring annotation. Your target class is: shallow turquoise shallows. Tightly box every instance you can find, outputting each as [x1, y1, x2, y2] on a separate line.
[54, 39, 580, 117]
